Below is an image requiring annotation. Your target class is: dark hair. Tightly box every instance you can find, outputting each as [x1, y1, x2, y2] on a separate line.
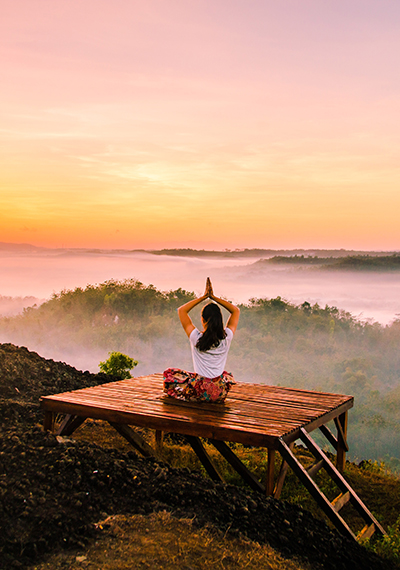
[196, 303, 227, 352]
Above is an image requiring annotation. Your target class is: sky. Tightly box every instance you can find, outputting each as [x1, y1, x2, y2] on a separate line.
[1, 0, 400, 250]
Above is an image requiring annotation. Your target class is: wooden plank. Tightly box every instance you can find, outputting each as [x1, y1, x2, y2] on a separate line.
[42, 383, 353, 416]
[282, 400, 354, 444]
[306, 459, 325, 480]
[45, 386, 340, 424]
[41, 388, 353, 441]
[40, 376, 354, 451]
[185, 436, 224, 482]
[41, 396, 294, 439]
[109, 422, 157, 458]
[357, 523, 376, 542]
[41, 395, 290, 438]
[44, 393, 305, 429]
[41, 398, 280, 447]
[210, 439, 265, 493]
[331, 491, 351, 513]
[114, 377, 353, 417]
[42, 376, 353, 412]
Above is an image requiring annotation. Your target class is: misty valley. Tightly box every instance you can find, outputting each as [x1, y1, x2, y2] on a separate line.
[1, 276, 400, 474]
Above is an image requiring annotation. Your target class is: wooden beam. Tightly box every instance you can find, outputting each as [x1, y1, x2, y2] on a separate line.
[40, 398, 279, 449]
[282, 399, 354, 445]
[43, 411, 54, 432]
[306, 459, 325, 480]
[185, 436, 224, 483]
[266, 448, 276, 496]
[273, 442, 294, 499]
[109, 422, 157, 458]
[335, 412, 349, 472]
[319, 424, 338, 450]
[56, 414, 86, 436]
[210, 439, 265, 493]
[155, 430, 164, 453]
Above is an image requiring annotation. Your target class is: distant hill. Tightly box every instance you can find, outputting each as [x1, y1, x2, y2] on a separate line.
[149, 248, 399, 258]
[253, 254, 400, 271]
[0, 241, 44, 252]
[1, 242, 399, 260]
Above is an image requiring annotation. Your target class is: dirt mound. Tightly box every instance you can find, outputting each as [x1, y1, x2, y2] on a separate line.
[0, 343, 396, 569]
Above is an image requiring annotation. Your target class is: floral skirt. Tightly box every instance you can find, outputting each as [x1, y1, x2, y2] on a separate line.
[163, 368, 235, 403]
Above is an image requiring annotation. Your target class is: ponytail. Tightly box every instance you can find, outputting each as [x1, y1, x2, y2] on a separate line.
[196, 303, 226, 352]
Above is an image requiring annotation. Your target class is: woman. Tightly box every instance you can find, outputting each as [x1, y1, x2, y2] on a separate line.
[163, 278, 240, 403]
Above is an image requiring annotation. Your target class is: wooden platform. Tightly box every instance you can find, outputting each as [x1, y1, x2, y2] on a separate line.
[40, 373, 353, 451]
[40, 374, 386, 541]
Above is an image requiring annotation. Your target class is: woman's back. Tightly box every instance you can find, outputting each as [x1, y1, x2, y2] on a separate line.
[190, 326, 233, 378]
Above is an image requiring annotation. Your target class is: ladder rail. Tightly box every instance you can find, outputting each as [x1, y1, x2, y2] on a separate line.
[278, 437, 356, 541]
[299, 428, 385, 535]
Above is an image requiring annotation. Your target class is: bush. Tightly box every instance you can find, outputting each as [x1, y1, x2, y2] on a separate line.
[99, 351, 138, 379]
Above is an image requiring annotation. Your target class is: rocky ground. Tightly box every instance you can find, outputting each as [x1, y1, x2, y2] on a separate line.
[0, 342, 398, 570]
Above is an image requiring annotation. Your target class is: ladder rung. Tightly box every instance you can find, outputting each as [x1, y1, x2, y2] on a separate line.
[357, 523, 376, 541]
[331, 491, 351, 512]
[306, 459, 325, 479]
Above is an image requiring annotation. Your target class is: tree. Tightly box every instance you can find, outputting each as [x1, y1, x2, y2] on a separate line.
[99, 351, 138, 379]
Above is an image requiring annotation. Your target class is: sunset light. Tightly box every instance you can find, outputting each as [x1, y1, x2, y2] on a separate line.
[1, 0, 400, 250]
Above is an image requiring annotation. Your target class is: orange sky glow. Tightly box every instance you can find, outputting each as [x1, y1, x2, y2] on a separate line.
[1, 0, 400, 250]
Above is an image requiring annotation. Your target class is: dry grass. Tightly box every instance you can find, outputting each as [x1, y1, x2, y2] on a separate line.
[29, 511, 311, 570]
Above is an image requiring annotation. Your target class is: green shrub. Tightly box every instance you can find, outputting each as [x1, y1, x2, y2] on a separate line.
[367, 515, 400, 563]
[99, 351, 138, 379]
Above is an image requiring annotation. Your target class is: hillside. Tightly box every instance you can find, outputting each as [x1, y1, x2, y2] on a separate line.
[253, 254, 400, 271]
[1, 343, 399, 569]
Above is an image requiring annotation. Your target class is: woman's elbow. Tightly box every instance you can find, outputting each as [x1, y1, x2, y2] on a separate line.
[177, 306, 187, 323]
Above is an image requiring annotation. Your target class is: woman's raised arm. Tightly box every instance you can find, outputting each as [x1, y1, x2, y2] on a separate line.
[177, 280, 211, 337]
[207, 279, 240, 333]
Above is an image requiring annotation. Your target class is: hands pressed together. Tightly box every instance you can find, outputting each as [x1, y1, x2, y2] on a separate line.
[204, 277, 214, 299]
[177, 277, 240, 337]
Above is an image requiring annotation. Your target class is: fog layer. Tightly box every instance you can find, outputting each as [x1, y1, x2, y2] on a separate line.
[1, 249, 400, 324]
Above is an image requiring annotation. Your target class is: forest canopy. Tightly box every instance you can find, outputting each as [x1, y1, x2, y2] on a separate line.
[1, 278, 400, 471]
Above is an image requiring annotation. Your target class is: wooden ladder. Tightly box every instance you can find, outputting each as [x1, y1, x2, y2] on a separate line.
[277, 427, 386, 542]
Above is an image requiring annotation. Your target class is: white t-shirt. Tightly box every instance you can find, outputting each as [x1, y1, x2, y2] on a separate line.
[189, 327, 234, 378]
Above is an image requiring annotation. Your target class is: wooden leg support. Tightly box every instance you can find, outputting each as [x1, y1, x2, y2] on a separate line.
[43, 411, 54, 432]
[210, 439, 265, 493]
[155, 430, 164, 454]
[56, 414, 86, 436]
[335, 412, 349, 473]
[266, 448, 276, 496]
[109, 422, 158, 458]
[273, 442, 294, 499]
[185, 436, 224, 483]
